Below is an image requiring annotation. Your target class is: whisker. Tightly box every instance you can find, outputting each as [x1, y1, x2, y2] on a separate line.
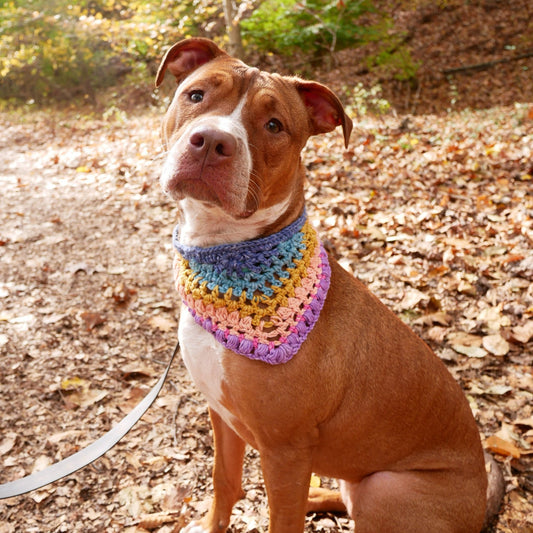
[247, 171, 262, 212]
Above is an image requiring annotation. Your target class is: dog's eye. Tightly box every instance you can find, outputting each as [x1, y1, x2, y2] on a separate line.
[265, 118, 283, 134]
[189, 90, 204, 103]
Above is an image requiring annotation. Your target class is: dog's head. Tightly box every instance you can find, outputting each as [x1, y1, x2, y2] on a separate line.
[156, 38, 352, 227]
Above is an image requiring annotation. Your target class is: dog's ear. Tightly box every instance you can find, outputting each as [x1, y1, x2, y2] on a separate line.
[295, 81, 353, 148]
[155, 38, 227, 88]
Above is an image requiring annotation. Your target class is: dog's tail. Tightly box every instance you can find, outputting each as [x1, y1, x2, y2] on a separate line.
[482, 451, 505, 532]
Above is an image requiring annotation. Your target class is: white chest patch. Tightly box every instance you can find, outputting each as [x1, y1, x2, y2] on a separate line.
[178, 307, 239, 431]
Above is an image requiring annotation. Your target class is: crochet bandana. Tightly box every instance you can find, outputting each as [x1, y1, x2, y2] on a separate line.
[172, 212, 331, 365]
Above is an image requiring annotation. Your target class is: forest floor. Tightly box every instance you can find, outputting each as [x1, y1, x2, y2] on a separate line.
[0, 93, 532, 533]
[1, 1, 533, 531]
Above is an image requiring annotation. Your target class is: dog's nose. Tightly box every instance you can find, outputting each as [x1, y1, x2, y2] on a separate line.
[189, 128, 237, 163]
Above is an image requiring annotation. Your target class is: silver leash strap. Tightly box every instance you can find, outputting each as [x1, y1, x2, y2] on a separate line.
[0, 342, 179, 499]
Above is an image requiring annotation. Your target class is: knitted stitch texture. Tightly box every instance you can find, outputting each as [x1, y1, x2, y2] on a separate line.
[173, 212, 331, 364]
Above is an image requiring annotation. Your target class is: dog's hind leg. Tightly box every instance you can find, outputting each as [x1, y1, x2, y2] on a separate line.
[306, 486, 347, 514]
[339, 469, 486, 533]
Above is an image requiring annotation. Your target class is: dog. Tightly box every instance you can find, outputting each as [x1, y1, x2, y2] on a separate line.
[156, 38, 503, 533]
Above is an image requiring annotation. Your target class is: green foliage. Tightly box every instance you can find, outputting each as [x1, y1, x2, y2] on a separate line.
[0, 0, 220, 105]
[365, 24, 421, 82]
[241, 0, 377, 57]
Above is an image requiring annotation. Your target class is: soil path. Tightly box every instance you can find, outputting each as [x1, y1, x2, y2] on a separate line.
[0, 107, 532, 532]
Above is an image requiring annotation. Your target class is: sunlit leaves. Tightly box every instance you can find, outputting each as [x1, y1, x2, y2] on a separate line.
[0, 0, 216, 103]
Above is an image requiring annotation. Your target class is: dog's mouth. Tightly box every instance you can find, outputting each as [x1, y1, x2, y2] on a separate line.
[162, 169, 257, 220]
[165, 177, 218, 203]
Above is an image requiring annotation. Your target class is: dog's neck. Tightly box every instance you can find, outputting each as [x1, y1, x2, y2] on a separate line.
[177, 197, 303, 248]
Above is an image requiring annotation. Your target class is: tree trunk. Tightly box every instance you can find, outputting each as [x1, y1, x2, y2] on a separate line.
[223, 0, 244, 59]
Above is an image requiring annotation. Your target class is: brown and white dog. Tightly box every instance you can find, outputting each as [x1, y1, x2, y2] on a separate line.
[156, 38, 503, 533]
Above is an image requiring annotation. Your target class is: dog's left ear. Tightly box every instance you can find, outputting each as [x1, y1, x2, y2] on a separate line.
[155, 38, 227, 88]
[296, 81, 353, 148]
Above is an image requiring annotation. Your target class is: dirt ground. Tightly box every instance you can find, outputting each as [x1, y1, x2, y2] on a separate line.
[0, 101, 532, 533]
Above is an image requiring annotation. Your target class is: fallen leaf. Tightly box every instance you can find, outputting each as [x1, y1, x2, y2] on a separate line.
[107, 266, 127, 275]
[148, 315, 178, 332]
[484, 245, 507, 257]
[31, 491, 50, 504]
[0, 521, 16, 533]
[60, 376, 108, 408]
[110, 282, 135, 304]
[149, 300, 175, 310]
[65, 262, 95, 275]
[362, 226, 386, 242]
[0, 434, 16, 456]
[73, 389, 108, 408]
[447, 332, 483, 346]
[511, 320, 533, 343]
[63, 388, 108, 409]
[477, 306, 510, 332]
[452, 344, 488, 358]
[150, 482, 182, 507]
[457, 280, 477, 296]
[61, 376, 90, 392]
[484, 384, 513, 396]
[482, 334, 510, 356]
[442, 237, 471, 249]
[141, 456, 169, 470]
[485, 435, 521, 458]
[80, 311, 106, 330]
[413, 311, 451, 327]
[138, 511, 181, 529]
[158, 483, 187, 511]
[118, 486, 153, 518]
[310, 473, 321, 488]
[514, 417, 533, 429]
[399, 288, 429, 310]
[32, 455, 52, 474]
[47, 430, 82, 444]
[122, 363, 155, 381]
[426, 326, 447, 343]
[119, 386, 149, 413]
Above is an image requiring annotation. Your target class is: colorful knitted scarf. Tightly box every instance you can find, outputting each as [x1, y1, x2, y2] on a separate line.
[172, 212, 331, 364]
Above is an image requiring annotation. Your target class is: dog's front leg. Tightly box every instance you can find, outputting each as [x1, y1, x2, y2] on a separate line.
[206, 408, 247, 531]
[184, 408, 246, 533]
[260, 446, 313, 533]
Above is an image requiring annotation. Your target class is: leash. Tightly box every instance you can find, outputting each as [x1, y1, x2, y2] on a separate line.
[0, 341, 180, 499]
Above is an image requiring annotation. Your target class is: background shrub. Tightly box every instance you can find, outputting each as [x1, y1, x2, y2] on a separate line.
[0, 0, 215, 105]
[241, 0, 379, 58]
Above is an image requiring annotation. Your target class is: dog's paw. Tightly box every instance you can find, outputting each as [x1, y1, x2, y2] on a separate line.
[180, 521, 209, 533]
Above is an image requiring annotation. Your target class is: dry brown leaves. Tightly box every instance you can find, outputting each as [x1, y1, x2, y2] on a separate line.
[0, 104, 532, 532]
